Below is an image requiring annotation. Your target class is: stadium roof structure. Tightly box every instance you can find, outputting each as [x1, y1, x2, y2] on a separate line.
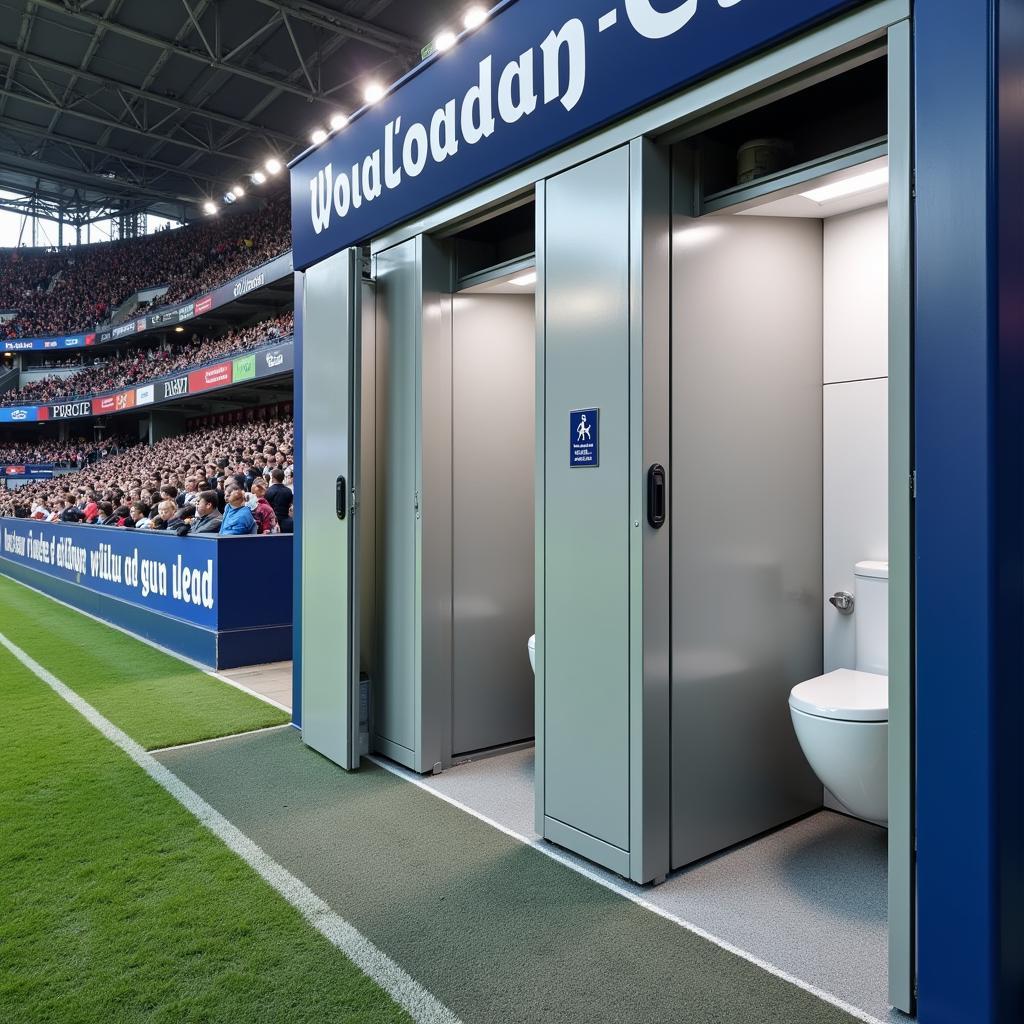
[0, 0, 467, 231]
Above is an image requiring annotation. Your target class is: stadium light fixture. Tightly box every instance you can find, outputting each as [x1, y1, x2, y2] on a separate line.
[265, 157, 283, 175]
[203, 201, 218, 215]
[231, 185, 245, 198]
[464, 6, 487, 29]
[330, 112, 349, 131]
[311, 128, 328, 145]
[252, 170, 266, 184]
[174, 325, 185, 333]
[435, 30, 456, 52]
[364, 82, 385, 104]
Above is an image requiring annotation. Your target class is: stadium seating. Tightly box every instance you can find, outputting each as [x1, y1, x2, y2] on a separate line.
[0, 437, 124, 467]
[2, 311, 294, 406]
[0, 415, 294, 533]
[0, 192, 289, 339]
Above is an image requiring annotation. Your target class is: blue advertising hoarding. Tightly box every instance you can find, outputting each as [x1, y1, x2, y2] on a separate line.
[0, 519, 292, 668]
[1, 332, 95, 353]
[290, 0, 858, 268]
[1, 464, 55, 480]
[0, 406, 46, 423]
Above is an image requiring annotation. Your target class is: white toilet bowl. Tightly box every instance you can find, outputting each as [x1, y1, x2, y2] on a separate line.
[527, 634, 536, 674]
[790, 668, 888, 824]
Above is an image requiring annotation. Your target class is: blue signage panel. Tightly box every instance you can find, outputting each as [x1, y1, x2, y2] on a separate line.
[1, 464, 54, 479]
[570, 408, 600, 467]
[0, 519, 218, 628]
[2, 333, 94, 353]
[0, 406, 44, 423]
[290, 0, 858, 268]
[0, 520, 293, 667]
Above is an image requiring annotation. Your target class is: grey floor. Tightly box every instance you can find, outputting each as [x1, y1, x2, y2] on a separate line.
[220, 661, 292, 709]
[411, 747, 907, 1024]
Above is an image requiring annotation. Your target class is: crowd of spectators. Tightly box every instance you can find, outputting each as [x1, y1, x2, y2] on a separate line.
[1, 311, 293, 407]
[0, 418, 294, 537]
[0, 192, 290, 339]
[0, 436, 125, 467]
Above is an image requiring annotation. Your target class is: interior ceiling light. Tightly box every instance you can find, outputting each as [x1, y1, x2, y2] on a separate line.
[203, 201, 217, 215]
[265, 157, 282, 174]
[252, 170, 266, 184]
[231, 185, 244, 198]
[510, 271, 537, 287]
[435, 30, 456, 51]
[311, 128, 328, 145]
[801, 167, 889, 204]
[330, 112, 348, 131]
[464, 6, 487, 29]
[364, 82, 385, 104]
[174, 325, 185, 332]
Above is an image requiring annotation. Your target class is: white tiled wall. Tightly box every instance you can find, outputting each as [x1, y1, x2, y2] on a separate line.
[823, 204, 889, 673]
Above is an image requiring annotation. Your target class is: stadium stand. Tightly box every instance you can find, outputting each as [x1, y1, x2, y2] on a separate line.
[0, 436, 126, 466]
[0, 415, 294, 534]
[0, 192, 289, 339]
[2, 311, 294, 406]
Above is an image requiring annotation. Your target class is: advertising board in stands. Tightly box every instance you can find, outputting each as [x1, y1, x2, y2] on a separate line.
[1, 464, 54, 479]
[232, 353, 256, 382]
[161, 375, 189, 401]
[0, 251, 293, 350]
[0, 339, 293, 422]
[111, 320, 136, 339]
[0, 406, 47, 422]
[3, 332, 96, 352]
[256, 343, 294, 378]
[91, 389, 136, 414]
[0, 519, 292, 667]
[51, 400, 93, 420]
[188, 361, 232, 394]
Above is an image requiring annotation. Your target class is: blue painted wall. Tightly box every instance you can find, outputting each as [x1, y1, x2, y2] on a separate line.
[916, 1, 1024, 1020]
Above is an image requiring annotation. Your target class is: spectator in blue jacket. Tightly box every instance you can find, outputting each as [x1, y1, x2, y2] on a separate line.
[219, 485, 255, 535]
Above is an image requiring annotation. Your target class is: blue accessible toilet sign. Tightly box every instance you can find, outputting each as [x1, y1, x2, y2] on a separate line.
[569, 409, 599, 467]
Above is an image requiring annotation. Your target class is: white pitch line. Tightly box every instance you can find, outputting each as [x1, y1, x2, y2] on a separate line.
[368, 755, 886, 1024]
[1, 632, 462, 1024]
[0, 572, 290, 711]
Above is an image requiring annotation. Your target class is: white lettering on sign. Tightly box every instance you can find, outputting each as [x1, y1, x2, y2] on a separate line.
[309, 14, 587, 237]
[2, 525, 216, 611]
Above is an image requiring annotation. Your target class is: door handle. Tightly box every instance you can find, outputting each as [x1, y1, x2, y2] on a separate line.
[336, 475, 347, 520]
[647, 463, 666, 529]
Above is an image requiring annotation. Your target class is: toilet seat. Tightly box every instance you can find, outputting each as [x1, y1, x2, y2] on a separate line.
[789, 668, 888, 723]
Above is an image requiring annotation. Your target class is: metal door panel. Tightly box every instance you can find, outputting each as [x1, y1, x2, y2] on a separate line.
[300, 247, 361, 770]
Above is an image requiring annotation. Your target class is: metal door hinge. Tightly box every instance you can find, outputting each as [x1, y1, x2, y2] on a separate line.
[910, 470, 917, 499]
[414, 490, 420, 519]
[350, 487, 358, 516]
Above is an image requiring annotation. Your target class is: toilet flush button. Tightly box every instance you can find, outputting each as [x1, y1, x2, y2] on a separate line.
[829, 591, 855, 615]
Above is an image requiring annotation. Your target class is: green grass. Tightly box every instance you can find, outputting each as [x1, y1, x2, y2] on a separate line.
[0, 649, 411, 1024]
[0, 576, 289, 749]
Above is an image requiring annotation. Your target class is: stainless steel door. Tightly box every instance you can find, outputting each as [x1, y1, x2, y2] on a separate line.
[299, 247, 362, 770]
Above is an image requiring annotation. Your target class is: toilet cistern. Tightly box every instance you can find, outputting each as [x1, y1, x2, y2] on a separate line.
[789, 560, 889, 824]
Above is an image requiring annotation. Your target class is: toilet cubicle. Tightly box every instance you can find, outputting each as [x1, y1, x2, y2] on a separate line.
[291, 0, 1024, 1018]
